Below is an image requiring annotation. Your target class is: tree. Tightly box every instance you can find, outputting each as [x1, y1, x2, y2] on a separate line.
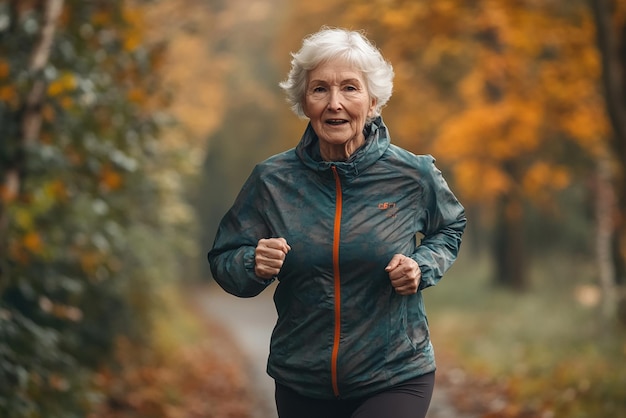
[0, 1, 189, 415]
[275, 0, 606, 289]
[589, 0, 626, 322]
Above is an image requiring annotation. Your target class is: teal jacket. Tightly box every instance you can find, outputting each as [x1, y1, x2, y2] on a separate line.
[208, 117, 466, 400]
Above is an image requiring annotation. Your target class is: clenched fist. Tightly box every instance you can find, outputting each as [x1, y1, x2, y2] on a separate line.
[254, 237, 291, 279]
[385, 254, 421, 295]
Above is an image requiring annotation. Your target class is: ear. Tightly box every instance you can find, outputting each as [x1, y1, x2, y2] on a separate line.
[302, 102, 310, 118]
[368, 97, 378, 117]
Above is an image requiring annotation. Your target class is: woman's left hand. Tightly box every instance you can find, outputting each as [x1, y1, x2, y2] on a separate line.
[385, 254, 421, 295]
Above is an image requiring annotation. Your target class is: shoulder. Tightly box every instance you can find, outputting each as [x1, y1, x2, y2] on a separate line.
[250, 148, 299, 177]
[384, 145, 438, 175]
[381, 147, 453, 199]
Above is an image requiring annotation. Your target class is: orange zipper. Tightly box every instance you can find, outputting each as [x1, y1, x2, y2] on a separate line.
[331, 166, 342, 397]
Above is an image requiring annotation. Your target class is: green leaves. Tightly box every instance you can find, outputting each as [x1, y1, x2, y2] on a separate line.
[0, 1, 192, 416]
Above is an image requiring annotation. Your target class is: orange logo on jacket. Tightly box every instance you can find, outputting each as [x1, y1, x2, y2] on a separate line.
[378, 202, 398, 218]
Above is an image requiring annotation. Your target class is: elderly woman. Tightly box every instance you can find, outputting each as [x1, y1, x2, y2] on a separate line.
[208, 28, 466, 418]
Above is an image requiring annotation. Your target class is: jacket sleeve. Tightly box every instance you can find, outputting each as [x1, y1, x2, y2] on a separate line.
[207, 166, 275, 298]
[410, 157, 466, 290]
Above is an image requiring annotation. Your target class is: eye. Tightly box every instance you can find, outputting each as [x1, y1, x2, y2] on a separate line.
[312, 86, 326, 93]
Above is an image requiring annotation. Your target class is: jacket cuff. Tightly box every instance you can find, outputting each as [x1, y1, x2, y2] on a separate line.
[244, 250, 275, 285]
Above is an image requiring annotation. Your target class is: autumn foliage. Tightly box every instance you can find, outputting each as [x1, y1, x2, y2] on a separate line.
[0, 1, 191, 416]
[91, 307, 258, 418]
[1, 0, 626, 417]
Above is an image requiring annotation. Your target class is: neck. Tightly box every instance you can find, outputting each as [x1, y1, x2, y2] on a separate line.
[319, 134, 365, 162]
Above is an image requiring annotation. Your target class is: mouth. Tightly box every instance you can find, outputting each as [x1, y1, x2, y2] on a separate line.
[325, 119, 349, 126]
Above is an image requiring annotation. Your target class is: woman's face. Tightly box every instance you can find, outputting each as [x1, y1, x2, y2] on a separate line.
[303, 58, 377, 160]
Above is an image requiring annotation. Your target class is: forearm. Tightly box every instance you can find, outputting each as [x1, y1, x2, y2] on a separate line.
[208, 246, 274, 298]
[411, 216, 466, 289]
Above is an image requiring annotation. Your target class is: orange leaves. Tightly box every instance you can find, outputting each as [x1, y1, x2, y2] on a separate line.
[122, 5, 144, 52]
[128, 87, 147, 104]
[0, 85, 18, 107]
[99, 165, 123, 192]
[420, 1, 607, 209]
[380, 7, 426, 31]
[0, 170, 20, 204]
[22, 231, 43, 253]
[561, 105, 608, 153]
[452, 160, 511, 202]
[91, 11, 111, 27]
[435, 100, 541, 161]
[523, 161, 570, 198]
[5, 179, 73, 264]
[92, 315, 258, 418]
[0, 59, 16, 105]
[9, 231, 44, 265]
[0, 59, 9, 78]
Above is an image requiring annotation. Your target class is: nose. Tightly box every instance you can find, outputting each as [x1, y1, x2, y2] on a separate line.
[327, 88, 342, 111]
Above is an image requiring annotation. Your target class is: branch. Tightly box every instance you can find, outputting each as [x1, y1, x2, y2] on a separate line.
[22, 0, 64, 146]
[29, 0, 65, 72]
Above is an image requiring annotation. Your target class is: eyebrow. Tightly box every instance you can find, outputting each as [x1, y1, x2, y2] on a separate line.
[309, 78, 363, 86]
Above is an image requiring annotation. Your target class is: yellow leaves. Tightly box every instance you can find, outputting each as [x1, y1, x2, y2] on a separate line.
[14, 208, 34, 230]
[124, 32, 141, 52]
[47, 72, 77, 97]
[122, 6, 144, 52]
[46, 179, 69, 201]
[5, 179, 71, 263]
[46, 72, 78, 109]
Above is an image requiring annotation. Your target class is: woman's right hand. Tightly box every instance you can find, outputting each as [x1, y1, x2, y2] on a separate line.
[254, 237, 291, 279]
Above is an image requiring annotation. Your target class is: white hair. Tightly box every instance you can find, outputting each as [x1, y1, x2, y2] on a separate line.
[279, 27, 394, 120]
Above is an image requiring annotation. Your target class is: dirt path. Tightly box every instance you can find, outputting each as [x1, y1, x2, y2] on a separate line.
[193, 282, 476, 418]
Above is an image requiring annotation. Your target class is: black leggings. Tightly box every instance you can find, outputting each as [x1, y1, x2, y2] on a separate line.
[275, 372, 435, 418]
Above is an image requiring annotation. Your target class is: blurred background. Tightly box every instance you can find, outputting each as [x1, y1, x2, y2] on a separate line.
[1, 0, 625, 417]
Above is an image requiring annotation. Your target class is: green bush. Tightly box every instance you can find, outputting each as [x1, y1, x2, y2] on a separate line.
[0, 1, 192, 416]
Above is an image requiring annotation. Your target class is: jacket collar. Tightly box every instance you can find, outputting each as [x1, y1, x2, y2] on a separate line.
[295, 116, 390, 180]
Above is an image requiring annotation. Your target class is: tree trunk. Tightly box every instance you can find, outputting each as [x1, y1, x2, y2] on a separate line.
[493, 192, 528, 290]
[0, 0, 64, 287]
[589, 0, 626, 325]
[595, 153, 617, 319]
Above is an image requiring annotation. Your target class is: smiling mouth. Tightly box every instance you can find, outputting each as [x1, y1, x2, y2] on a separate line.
[326, 119, 348, 125]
